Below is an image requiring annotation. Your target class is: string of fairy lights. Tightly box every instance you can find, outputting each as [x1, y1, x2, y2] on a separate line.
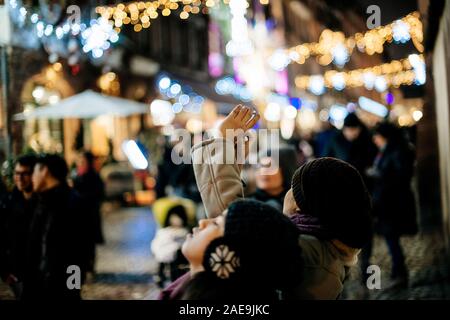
[95, 0, 267, 33]
[294, 54, 425, 95]
[270, 12, 424, 71]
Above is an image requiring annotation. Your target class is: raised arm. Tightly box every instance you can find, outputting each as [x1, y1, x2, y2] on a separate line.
[191, 105, 259, 218]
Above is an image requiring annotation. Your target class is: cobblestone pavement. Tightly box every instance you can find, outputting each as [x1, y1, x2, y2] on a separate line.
[80, 206, 161, 300]
[1, 206, 449, 300]
[342, 230, 450, 300]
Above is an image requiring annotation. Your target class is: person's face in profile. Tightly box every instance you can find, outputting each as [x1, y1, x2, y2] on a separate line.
[32, 164, 48, 193]
[283, 188, 299, 216]
[182, 214, 226, 270]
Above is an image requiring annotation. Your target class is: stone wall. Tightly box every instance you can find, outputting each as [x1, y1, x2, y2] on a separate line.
[6, 46, 48, 156]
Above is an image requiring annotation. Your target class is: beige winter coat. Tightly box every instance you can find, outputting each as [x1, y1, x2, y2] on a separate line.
[191, 137, 359, 299]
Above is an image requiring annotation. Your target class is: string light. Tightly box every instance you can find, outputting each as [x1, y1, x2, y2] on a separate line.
[272, 12, 423, 70]
[96, 0, 270, 33]
[295, 54, 425, 95]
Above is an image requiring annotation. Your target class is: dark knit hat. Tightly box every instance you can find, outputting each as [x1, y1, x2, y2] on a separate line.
[203, 200, 303, 289]
[291, 158, 372, 248]
[373, 121, 399, 140]
[343, 113, 363, 128]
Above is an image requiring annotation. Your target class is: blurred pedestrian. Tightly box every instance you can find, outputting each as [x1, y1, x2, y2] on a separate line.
[313, 120, 338, 158]
[73, 151, 105, 277]
[250, 147, 298, 211]
[323, 113, 377, 179]
[365, 122, 418, 288]
[0, 154, 37, 299]
[22, 154, 86, 300]
[155, 139, 201, 204]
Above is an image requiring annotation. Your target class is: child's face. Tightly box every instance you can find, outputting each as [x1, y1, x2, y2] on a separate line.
[169, 214, 184, 228]
[182, 214, 226, 269]
[283, 188, 299, 216]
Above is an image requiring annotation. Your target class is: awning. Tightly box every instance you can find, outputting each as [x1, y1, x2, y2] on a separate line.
[14, 90, 149, 120]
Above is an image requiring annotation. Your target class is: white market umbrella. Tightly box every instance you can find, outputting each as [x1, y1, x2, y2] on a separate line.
[14, 90, 149, 120]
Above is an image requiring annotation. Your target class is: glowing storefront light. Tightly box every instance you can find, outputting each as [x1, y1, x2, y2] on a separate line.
[122, 140, 148, 170]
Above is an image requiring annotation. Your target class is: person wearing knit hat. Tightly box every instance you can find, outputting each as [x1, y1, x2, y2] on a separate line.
[365, 121, 417, 288]
[289, 157, 373, 248]
[180, 199, 303, 300]
[323, 112, 377, 180]
[280, 158, 373, 299]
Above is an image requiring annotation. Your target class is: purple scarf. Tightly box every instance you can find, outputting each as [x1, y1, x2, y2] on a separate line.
[289, 213, 332, 239]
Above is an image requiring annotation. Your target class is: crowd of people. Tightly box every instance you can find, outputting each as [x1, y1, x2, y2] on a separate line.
[0, 151, 104, 300]
[0, 104, 418, 300]
[156, 105, 418, 300]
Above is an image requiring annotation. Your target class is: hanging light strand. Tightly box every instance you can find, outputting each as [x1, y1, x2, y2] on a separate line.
[270, 12, 423, 71]
[96, 0, 269, 33]
[294, 54, 425, 94]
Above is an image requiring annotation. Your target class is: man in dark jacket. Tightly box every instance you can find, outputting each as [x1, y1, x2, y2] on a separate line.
[22, 154, 87, 300]
[323, 113, 377, 178]
[0, 155, 37, 299]
[367, 122, 417, 288]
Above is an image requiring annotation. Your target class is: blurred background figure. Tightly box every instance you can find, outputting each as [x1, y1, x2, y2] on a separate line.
[73, 151, 105, 278]
[313, 120, 338, 158]
[249, 147, 299, 212]
[151, 204, 189, 288]
[155, 137, 202, 219]
[365, 122, 418, 288]
[0, 154, 37, 299]
[23, 154, 86, 300]
[323, 113, 378, 178]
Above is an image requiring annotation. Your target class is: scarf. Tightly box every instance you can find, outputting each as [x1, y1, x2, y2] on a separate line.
[290, 213, 361, 266]
[289, 212, 332, 240]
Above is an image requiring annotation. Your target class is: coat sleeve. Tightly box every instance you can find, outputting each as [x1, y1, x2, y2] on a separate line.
[191, 137, 244, 218]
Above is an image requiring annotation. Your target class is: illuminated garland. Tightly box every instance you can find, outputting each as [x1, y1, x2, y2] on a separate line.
[270, 12, 423, 71]
[7, 0, 118, 62]
[96, 0, 269, 33]
[294, 54, 425, 95]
